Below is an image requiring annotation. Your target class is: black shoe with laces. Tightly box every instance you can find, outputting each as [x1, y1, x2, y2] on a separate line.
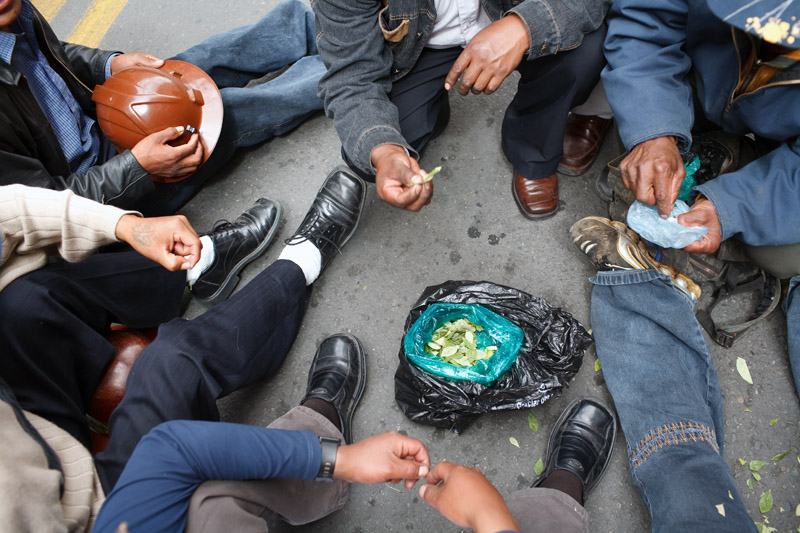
[285, 166, 365, 272]
[191, 198, 282, 305]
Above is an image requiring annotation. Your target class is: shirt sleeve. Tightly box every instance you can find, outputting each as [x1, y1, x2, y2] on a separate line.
[103, 52, 120, 80]
[696, 138, 800, 246]
[601, 0, 694, 152]
[93, 421, 322, 533]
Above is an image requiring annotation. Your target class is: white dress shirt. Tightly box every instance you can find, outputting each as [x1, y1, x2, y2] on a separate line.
[426, 0, 493, 48]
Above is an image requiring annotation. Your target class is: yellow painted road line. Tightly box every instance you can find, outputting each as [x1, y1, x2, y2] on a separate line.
[35, 0, 68, 21]
[66, 0, 129, 48]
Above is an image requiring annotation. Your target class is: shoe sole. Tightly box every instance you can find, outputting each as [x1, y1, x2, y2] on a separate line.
[573, 217, 701, 301]
[340, 334, 366, 445]
[511, 178, 559, 220]
[196, 201, 284, 305]
[534, 397, 618, 501]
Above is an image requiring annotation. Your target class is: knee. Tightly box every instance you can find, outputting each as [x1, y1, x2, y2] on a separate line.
[0, 275, 55, 335]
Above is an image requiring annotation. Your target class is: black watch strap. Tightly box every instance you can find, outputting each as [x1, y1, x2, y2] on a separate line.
[316, 436, 339, 482]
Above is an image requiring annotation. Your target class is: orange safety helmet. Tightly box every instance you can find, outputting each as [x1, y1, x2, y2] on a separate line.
[92, 60, 224, 182]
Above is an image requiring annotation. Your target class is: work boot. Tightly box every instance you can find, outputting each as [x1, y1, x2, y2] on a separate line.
[191, 198, 282, 304]
[570, 216, 701, 301]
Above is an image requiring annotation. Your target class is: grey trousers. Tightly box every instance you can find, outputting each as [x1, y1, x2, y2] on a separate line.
[185, 406, 589, 532]
[507, 488, 589, 533]
[184, 406, 348, 533]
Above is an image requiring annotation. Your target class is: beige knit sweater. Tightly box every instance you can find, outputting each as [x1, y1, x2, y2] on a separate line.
[0, 184, 138, 531]
[0, 184, 135, 292]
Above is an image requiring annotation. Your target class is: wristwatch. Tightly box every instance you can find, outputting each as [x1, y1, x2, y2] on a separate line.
[316, 436, 339, 482]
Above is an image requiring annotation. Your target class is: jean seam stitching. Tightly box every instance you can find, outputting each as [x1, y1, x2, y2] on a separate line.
[630, 422, 719, 473]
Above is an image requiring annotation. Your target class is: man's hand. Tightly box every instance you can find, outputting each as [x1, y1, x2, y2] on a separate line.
[334, 431, 430, 489]
[677, 198, 722, 254]
[131, 126, 204, 179]
[619, 136, 684, 218]
[444, 14, 529, 96]
[110, 52, 164, 75]
[115, 214, 202, 271]
[419, 461, 519, 533]
[372, 144, 433, 211]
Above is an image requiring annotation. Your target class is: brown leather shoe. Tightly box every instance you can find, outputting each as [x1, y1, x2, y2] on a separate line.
[558, 114, 612, 176]
[513, 172, 559, 219]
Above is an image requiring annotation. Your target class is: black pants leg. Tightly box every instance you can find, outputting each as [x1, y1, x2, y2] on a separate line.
[502, 24, 607, 179]
[341, 47, 461, 182]
[0, 252, 186, 449]
[95, 259, 307, 491]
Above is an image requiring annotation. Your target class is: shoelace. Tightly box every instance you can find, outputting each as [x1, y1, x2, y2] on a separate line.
[284, 211, 344, 256]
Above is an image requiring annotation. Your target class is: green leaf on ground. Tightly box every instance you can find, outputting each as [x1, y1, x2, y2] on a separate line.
[795, 503, 799, 516]
[716, 504, 726, 516]
[769, 418, 778, 427]
[750, 460, 768, 471]
[759, 490, 773, 514]
[753, 473, 761, 482]
[739, 458, 747, 466]
[728, 490, 734, 500]
[744, 408, 752, 412]
[772, 449, 792, 461]
[534, 457, 544, 476]
[594, 359, 601, 372]
[736, 357, 753, 384]
[528, 413, 538, 433]
[509, 437, 520, 448]
[747, 479, 754, 491]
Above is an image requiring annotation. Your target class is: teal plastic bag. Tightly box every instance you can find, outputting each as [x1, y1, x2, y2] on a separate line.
[403, 303, 524, 386]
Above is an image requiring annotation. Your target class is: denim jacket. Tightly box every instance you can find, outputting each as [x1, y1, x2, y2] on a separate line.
[603, 0, 800, 246]
[313, 0, 610, 175]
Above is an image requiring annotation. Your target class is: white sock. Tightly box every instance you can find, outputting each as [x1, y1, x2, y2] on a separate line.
[186, 235, 216, 286]
[278, 239, 322, 285]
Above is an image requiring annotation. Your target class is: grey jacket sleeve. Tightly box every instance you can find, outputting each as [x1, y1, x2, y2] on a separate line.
[314, 0, 409, 176]
[508, 0, 612, 59]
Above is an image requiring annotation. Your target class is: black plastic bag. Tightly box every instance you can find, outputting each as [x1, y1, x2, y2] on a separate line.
[394, 280, 592, 432]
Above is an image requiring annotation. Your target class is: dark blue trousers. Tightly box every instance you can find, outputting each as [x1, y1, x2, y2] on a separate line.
[343, 24, 606, 181]
[0, 254, 307, 492]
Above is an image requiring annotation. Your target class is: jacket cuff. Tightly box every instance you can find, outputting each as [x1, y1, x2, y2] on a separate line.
[694, 181, 732, 241]
[352, 125, 414, 176]
[507, 3, 560, 59]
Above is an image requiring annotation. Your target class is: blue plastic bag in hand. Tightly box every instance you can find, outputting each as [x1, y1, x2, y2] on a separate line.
[627, 200, 706, 249]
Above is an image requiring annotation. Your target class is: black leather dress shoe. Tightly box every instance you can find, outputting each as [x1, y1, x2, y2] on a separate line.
[285, 167, 365, 272]
[301, 335, 366, 444]
[191, 198, 282, 305]
[533, 398, 617, 504]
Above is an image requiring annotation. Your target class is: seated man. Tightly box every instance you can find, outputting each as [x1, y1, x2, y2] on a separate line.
[95, 368, 615, 533]
[0, 167, 366, 533]
[602, 0, 800, 391]
[0, 0, 324, 215]
[313, 0, 611, 219]
[570, 216, 758, 531]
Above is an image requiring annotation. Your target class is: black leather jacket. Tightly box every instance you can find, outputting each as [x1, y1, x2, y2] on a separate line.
[0, 6, 153, 208]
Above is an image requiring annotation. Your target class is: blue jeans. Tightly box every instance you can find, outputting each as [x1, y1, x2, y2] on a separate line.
[785, 276, 800, 397]
[141, 0, 325, 215]
[590, 270, 755, 532]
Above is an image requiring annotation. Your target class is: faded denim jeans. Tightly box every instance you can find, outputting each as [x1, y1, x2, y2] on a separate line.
[590, 270, 756, 532]
[142, 0, 325, 215]
[785, 276, 800, 398]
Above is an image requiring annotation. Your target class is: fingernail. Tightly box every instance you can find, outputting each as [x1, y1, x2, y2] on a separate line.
[444, 83, 451, 90]
[181, 263, 190, 270]
[418, 465, 428, 477]
[419, 485, 427, 498]
[660, 213, 668, 219]
[176, 126, 185, 133]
